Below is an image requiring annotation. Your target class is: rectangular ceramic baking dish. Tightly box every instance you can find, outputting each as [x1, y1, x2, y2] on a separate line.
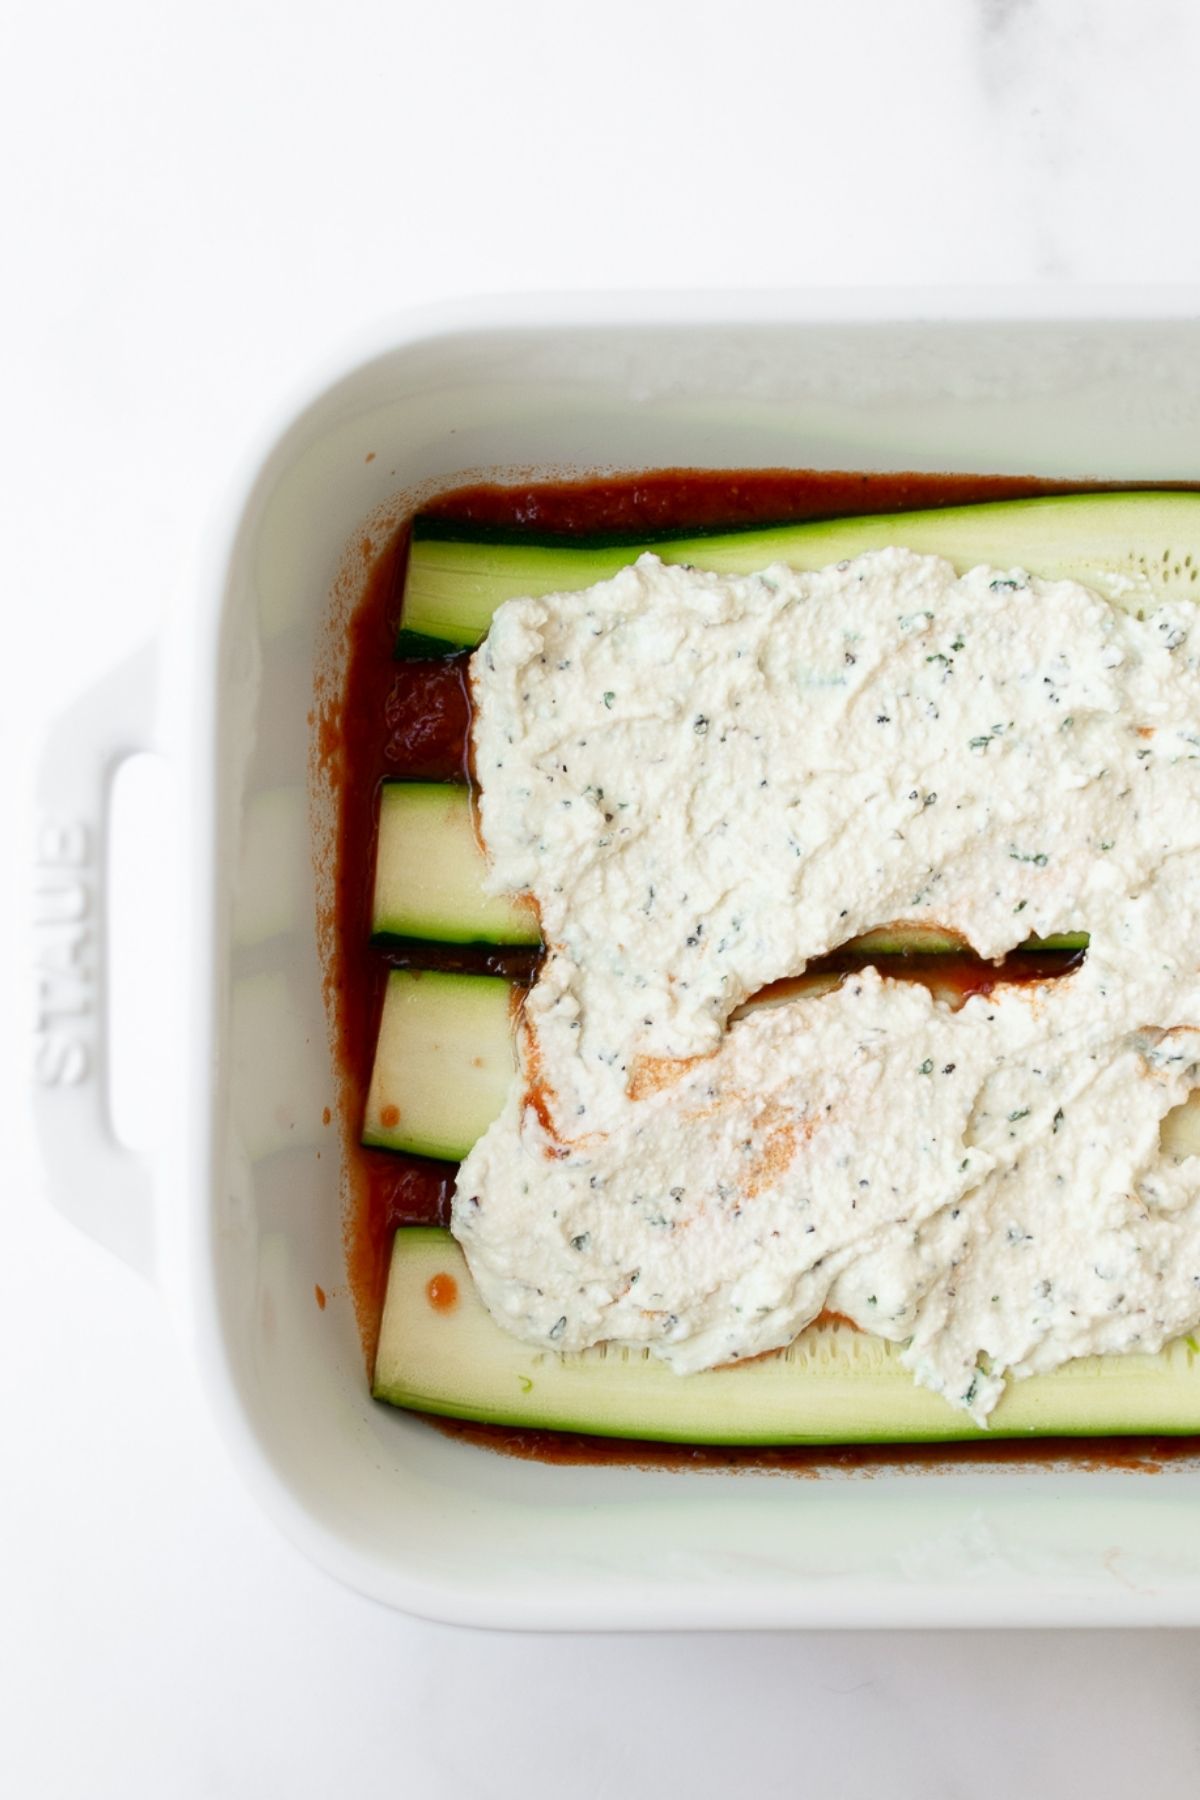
[33, 291, 1200, 1628]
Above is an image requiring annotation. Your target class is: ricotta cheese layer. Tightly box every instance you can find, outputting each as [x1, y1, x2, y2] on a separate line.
[452, 548, 1200, 1420]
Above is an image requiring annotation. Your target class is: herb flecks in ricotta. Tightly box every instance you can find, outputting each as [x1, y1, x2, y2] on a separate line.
[453, 549, 1200, 1421]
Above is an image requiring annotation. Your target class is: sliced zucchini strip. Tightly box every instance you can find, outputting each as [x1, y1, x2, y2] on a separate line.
[402, 491, 1200, 650]
[363, 963, 1097, 1162]
[373, 782, 539, 946]
[373, 783, 1085, 956]
[374, 1229, 1200, 1442]
[363, 970, 516, 1160]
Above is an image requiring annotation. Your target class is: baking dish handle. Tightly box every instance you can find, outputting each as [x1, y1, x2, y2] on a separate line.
[31, 642, 160, 1280]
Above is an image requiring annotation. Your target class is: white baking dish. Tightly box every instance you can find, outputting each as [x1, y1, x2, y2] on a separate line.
[33, 291, 1200, 1628]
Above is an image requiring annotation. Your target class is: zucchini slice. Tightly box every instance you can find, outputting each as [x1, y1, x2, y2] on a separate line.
[402, 491, 1200, 651]
[848, 922, 1084, 953]
[362, 962, 1095, 1163]
[363, 970, 517, 1160]
[373, 782, 540, 946]
[372, 783, 1085, 956]
[374, 1229, 1200, 1442]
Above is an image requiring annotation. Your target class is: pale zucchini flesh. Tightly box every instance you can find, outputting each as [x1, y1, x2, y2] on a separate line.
[373, 782, 540, 946]
[374, 1230, 1200, 1442]
[403, 491, 1200, 650]
[362, 970, 516, 1160]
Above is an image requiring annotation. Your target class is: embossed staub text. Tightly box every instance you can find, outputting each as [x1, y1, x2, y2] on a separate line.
[33, 819, 93, 1085]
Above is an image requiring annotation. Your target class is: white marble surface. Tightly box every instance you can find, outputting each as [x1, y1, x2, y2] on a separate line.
[5, 0, 1200, 1793]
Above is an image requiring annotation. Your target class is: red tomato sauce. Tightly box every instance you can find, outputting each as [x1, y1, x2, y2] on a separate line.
[424, 1414, 1188, 1474]
[329, 467, 1200, 1471]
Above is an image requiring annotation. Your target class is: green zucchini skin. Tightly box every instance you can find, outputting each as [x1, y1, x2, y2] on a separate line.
[374, 1230, 1200, 1443]
[400, 491, 1200, 651]
[372, 782, 540, 947]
